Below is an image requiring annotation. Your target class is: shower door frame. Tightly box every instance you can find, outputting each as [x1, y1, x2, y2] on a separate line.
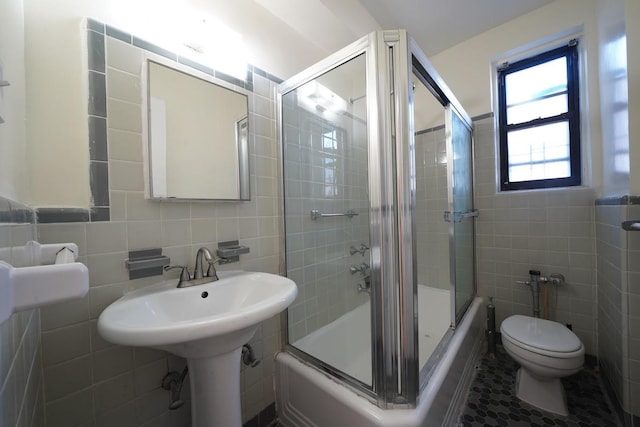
[405, 35, 476, 391]
[276, 32, 383, 404]
[277, 30, 476, 410]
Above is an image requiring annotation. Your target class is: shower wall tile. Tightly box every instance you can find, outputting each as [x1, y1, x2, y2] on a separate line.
[473, 115, 598, 355]
[415, 127, 450, 291]
[35, 28, 283, 426]
[283, 96, 370, 342]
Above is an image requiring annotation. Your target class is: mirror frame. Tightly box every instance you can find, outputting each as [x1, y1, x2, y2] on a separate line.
[143, 56, 251, 201]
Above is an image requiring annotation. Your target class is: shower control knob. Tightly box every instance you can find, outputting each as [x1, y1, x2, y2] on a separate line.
[349, 243, 370, 256]
[349, 263, 369, 275]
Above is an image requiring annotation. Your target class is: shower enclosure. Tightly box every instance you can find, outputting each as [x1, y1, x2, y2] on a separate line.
[278, 30, 476, 410]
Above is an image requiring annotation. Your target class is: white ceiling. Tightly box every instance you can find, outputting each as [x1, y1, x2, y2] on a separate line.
[255, 0, 555, 56]
[360, 0, 554, 56]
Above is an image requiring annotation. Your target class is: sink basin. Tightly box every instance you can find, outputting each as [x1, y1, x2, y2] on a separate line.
[97, 270, 297, 427]
[98, 270, 297, 358]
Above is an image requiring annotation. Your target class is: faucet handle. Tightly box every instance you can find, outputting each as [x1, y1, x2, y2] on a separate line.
[205, 262, 219, 280]
[164, 265, 191, 282]
[515, 280, 531, 286]
[548, 273, 565, 286]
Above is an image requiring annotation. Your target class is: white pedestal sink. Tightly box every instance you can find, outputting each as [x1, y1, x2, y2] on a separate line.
[97, 271, 297, 427]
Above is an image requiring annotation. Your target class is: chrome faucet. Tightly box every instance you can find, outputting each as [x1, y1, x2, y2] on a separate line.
[194, 247, 218, 281]
[165, 247, 220, 288]
[358, 275, 371, 294]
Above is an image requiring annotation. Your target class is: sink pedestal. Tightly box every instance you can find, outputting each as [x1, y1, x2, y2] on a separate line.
[189, 347, 243, 427]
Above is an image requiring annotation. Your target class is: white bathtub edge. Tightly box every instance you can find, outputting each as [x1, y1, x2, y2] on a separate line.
[276, 296, 485, 427]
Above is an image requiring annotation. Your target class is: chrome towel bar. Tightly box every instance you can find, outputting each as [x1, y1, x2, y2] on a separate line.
[310, 209, 359, 220]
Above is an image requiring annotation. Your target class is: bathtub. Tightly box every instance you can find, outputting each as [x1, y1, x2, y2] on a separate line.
[275, 287, 484, 427]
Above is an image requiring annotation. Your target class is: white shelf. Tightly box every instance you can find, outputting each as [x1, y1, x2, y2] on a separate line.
[0, 241, 89, 324]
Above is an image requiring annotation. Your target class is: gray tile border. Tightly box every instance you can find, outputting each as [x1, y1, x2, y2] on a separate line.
[88, 116, 108, 161]
[43, 19, 285, 225]
[177, 56, 214, 76]
[36, 208, 90, 224]
[89, 161, 110, 207]
[105, 25, 131, 44]
[132, 37, 177, 61]
[90, 207, 110, 222]
[88, 71, 107, 117]
[0, 197, 35, 224]
[214, 69, 248, 90]
[595, 195, 640, 206]
[87, 19, 104, 34]
[87, 30, 105, 73]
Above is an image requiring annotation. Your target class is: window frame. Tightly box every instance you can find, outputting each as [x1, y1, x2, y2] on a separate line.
[498, 42, 581, 191]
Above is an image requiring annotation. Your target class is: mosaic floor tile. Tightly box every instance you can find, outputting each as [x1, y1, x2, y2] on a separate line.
[457, 347, 621, 427]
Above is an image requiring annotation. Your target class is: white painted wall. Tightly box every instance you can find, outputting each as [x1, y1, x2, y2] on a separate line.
[597, 0, 629, 197]
[626, 0, 640, 195]
[23, 0, 327, 208]
[429, 0, 603, 192]
[0, 0, 28, 202]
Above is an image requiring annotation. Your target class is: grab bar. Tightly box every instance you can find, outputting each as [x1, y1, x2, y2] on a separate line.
[622, 220, 640, 231]
[310, 209, 359, 220]
[444, 209, 478, 223]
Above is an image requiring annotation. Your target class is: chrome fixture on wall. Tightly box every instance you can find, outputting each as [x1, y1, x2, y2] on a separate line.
[516, 270, 565, 318]
[358, 275, 372, 294]
[349, 262, 369, 276]
[0, 80, 9, 124]
[310, 209, 359, 220]
[350, 243, 370, 256]
[622, 220, 640, 231]
[164, 246, 235, 288]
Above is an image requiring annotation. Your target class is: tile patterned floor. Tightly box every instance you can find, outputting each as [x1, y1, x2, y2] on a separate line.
[457, 347, 621, 427]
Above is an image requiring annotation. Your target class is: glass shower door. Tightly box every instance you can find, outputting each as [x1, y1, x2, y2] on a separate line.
[447, 106, 476, 322]
[281, 52, 373, 387]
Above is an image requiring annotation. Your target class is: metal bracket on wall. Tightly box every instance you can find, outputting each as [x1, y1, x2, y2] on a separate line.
[444, 209, 479, 223]
[125, 248, 170, 279]
[0, 80, 8, 124]
[216, 240, 250, 263]
[622, 220, 640, 231]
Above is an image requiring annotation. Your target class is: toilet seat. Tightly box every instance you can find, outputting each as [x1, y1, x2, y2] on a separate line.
[501, 315, 583, 358]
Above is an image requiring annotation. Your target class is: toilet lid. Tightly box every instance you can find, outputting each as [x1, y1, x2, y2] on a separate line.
[501, 315, 582, 353]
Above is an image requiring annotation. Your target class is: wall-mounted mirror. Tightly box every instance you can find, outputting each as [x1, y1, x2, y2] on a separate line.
[147, 59, 250, 200]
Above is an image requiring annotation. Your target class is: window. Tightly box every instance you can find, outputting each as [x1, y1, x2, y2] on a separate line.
[498, 42, 581, 191]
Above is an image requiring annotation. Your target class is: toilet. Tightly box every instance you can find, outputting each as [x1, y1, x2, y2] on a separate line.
[500, 315, 584, 416]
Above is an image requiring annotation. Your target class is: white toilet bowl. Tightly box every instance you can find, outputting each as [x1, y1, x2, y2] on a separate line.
[500, 315, 584, 416]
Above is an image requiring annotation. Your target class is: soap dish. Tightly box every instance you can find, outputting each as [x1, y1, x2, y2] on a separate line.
[216, 240, 250, 263]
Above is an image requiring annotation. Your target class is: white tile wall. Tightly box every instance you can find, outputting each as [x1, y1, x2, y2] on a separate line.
[0, 219, 45, 427]
[415, 127, 450, 290]
[283, 89, 370, 343]
[473, 116, 598, 354]
[34, 37, 282, 426]
[597, 202, 640, 417]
